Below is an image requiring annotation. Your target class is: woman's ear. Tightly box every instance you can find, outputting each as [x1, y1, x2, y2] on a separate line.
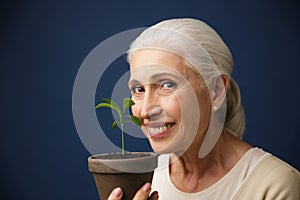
[211, 74, 229, 111]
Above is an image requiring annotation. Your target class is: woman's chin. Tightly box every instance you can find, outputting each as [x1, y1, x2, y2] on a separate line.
[150, 141, 185, 155]
[150, 142, 171, 154]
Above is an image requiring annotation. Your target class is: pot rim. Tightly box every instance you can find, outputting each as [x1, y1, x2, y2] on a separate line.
[88, 152, 158, 173]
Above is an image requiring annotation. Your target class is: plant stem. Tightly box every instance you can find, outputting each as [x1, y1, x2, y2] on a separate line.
[121, 124, 124, 155]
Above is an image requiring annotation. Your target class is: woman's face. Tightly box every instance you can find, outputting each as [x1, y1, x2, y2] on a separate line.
[128, 49, 211, 155]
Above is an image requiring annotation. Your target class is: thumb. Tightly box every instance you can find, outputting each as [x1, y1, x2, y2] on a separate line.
[132, 183, 152, 200]
[107, 187, 123, 200]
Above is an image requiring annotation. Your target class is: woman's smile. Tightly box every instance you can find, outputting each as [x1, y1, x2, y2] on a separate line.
[144, 122, 176, 139]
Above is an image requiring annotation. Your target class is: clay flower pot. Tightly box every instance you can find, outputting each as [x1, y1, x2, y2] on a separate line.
[88, 152, 158, 200]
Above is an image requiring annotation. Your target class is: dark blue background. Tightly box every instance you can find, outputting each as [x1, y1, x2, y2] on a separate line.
[1, 0, 299, 199]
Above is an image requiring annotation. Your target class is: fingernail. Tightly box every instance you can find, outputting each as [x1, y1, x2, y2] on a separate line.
[152, 191, 159, 198]
[113, 187, 122, 198]
[143, 182, 151, 192]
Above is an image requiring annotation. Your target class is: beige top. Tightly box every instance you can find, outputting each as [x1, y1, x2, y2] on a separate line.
[151, 148, 300, 199]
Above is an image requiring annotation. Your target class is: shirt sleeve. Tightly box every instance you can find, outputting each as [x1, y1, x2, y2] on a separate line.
[233, 155, 300, 200]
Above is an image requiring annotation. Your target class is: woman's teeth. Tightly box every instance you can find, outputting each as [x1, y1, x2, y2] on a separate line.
[148, 124, 174, 134]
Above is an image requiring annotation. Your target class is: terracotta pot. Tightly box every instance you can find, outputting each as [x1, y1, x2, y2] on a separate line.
[88, 152, 158, 200]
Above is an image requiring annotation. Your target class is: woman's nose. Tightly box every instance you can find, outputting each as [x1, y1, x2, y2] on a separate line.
[140, 91, 162, 121]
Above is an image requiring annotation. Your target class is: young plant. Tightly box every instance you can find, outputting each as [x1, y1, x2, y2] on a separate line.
[96, 97, 142, 155]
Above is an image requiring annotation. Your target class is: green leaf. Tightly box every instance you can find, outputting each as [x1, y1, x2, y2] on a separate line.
[101, 98, 121, 116]
[95, 103, 112, 109]
[122, 120, 132, 124]
[123, 98, 135, 113]
[130, 115, 142, 126]
[112, 120, 118, 129]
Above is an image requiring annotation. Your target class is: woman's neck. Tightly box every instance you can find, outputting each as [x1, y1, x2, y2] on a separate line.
[169, 129, 252, 193]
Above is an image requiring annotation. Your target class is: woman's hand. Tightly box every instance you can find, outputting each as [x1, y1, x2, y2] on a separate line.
[107, 182, 159, 200]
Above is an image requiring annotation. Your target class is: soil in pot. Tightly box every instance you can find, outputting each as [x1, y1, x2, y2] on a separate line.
[88, 152, 158, 200]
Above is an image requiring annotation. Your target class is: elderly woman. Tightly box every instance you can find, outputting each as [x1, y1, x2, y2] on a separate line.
[108, 18, 300, 200]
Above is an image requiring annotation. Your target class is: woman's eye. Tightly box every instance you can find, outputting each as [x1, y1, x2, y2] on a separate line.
[131, 86, 145, 94]
[161, 81, 177, 90]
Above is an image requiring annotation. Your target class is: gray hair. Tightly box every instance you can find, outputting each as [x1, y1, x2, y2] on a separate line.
[127, 18, 245, 139]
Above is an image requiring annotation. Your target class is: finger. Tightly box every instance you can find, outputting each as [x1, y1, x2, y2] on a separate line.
[107, 187, 123, 200]
[149, 191, 159, 200]
[132, 182, 151, 200]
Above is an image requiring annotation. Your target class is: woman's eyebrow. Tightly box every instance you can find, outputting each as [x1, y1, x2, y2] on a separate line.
[149, 72, 181, 81]
[128, 72, 182, 85]
[128, 79, 140, 85]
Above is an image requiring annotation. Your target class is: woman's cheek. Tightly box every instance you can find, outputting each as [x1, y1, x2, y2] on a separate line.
[161, 96, 181, 115]
[131, 104, 140, 117]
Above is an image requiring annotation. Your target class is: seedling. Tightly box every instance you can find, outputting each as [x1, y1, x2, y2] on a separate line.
[96, 97, 142, 154]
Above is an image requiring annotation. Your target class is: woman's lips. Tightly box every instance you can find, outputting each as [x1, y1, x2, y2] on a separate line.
[145, 122, 176, 139]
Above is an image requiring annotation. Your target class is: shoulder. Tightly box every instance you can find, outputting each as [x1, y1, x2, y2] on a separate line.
[257, 154, 300, 186]
[233, 154, 300, 200]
